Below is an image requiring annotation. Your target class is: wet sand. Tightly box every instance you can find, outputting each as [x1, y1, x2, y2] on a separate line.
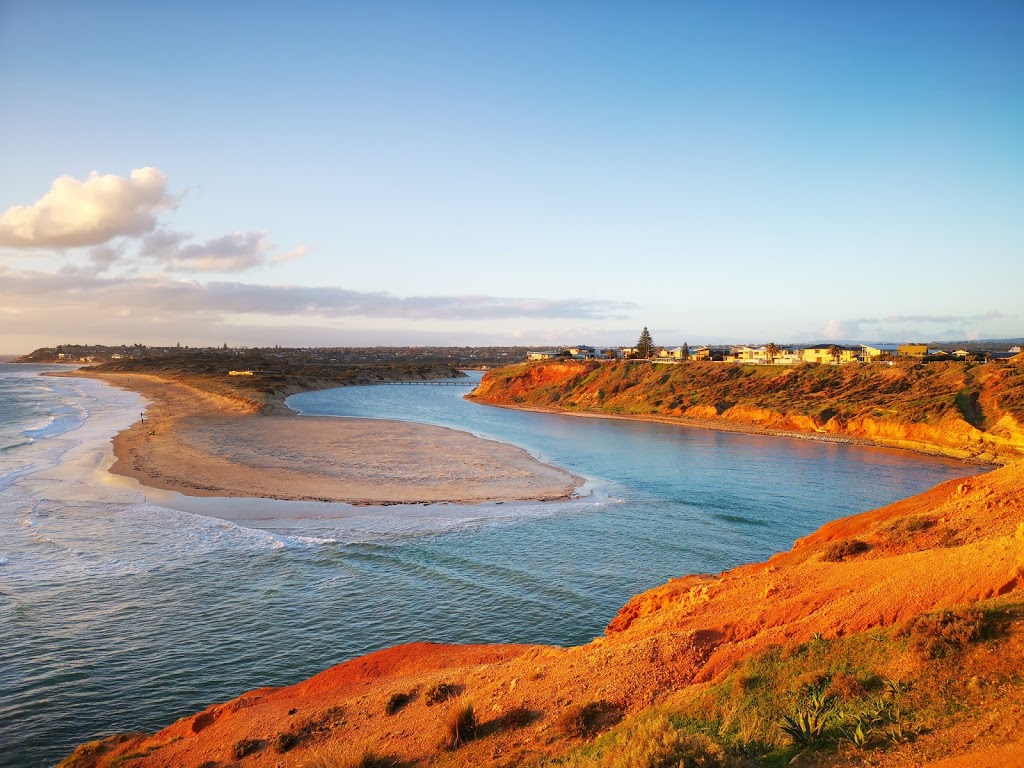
[74, 372, 582, 505]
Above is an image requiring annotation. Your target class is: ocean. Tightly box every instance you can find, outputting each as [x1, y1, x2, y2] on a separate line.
[0, 364, 982, 766]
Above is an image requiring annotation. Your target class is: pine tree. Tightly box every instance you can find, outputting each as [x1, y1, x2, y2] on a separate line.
[636, 327, 655, 359]
[681, 342, 690, 361]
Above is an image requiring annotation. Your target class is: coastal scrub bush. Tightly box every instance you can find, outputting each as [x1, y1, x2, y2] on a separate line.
[273, 731, 300, 752]
[907, 608, 988, 659]
[556, 702, 605, 738]
[273, 707, 346, 753]
[821, 539, 871, 562]
[231, 738, 263, 759]
[385, 691, 412, 715]
[424, 681, 459, 706]
[441, 700, 477, 750]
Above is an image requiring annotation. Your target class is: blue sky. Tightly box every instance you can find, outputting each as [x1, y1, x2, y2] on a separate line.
[1, 1, 1021, 352]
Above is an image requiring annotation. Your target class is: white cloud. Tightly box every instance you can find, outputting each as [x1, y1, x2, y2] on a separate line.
[823, 319, 862, 340]
[0, 168, 174, 248]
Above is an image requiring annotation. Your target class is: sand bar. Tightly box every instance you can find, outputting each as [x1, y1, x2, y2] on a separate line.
[72, 372, 582, 505]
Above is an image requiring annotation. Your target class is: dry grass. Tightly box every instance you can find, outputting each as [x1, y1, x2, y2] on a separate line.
[301, 743, 398, 768]
[548, 713, 738, 768]
[440, 699, 477, 750]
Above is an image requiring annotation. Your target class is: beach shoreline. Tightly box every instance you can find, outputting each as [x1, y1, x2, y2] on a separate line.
[57, 370, 583, 506]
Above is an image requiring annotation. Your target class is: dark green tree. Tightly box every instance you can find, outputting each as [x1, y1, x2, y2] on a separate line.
[681, 342, 690, 361]
[636, 327, 655, 359]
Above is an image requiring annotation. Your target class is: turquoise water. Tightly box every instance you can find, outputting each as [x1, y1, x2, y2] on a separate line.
[0, 366, 981, 766]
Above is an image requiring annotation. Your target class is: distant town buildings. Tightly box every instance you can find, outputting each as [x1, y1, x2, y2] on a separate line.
[525, 341, 1019, 365]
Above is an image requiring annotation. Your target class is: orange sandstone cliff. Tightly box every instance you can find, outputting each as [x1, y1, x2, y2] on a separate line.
[62, 460, 1024, 768]
[468, 360, 1024, 464]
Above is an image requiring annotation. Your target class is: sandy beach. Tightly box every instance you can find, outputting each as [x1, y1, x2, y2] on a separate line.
[74, 372, 582, 505]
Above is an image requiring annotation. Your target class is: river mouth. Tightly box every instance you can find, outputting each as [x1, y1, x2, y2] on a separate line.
[0, 365, 984, 767]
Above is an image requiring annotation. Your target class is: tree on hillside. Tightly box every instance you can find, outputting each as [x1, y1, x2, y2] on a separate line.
[828, 344, 843, 364]
[681, 342, 690, 361]
[765, 342, 781, 364]
[636, 327, 655, 359]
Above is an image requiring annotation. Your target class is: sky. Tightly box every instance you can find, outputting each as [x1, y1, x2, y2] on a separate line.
[1, 1, 1022, 353]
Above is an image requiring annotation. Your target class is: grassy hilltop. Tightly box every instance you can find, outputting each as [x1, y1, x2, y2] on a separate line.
[469, 359, 1024, 463]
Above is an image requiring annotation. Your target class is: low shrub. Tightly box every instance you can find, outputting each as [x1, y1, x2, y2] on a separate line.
[821, 539, 871, 562]
[825, 671, 868, 701]
[907, 608, 988, 658]
[273, 731, 300, 753]
[231, 738, 262, 760]
[555, 702, 604, 739]
[272, 706, 346, 753]
[385, 691, 412, 715]
[424, 682, 459, 706]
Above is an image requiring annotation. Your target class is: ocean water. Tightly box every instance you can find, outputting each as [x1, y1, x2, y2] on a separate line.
[0, 365, 982, 767]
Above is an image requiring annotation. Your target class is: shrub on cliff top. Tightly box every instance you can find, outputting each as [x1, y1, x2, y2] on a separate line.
[231, 738, 263, 760]
[424, 681, 459, 706]
[556, 702, 609, 739]
[385, 691, 412, 715]
[821, 539, 871, 562]
[907, 607, 989, 659]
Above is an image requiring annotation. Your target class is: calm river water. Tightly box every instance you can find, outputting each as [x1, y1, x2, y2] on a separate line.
[0, 366, 981, 766]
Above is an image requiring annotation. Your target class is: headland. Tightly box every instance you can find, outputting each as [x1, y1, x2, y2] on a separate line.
[468, 359, 1024, 465]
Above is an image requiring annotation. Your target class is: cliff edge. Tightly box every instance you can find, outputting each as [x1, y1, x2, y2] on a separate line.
[62, 459, 1024, 767]
[468, 360, 1024, 464]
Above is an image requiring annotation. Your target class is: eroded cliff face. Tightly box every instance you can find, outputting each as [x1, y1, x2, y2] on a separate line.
[62, 461, 1024, 768]
[469, 360, 1024, 463]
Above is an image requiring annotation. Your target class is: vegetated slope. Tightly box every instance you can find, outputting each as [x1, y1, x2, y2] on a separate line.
[78, 353, 464, 412]
[61, 461, 1024, 768]
[469, 360, 1024, 463]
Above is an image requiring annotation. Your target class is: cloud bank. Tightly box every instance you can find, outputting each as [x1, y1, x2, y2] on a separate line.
[0, 267, 635, 322]
[822, 311, 1008, 341]
[0, 168, 174, 248]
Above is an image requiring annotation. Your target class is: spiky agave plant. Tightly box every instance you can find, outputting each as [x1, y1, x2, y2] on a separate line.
[781, 709, 829, 748]
[840, 720, 872, 749]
